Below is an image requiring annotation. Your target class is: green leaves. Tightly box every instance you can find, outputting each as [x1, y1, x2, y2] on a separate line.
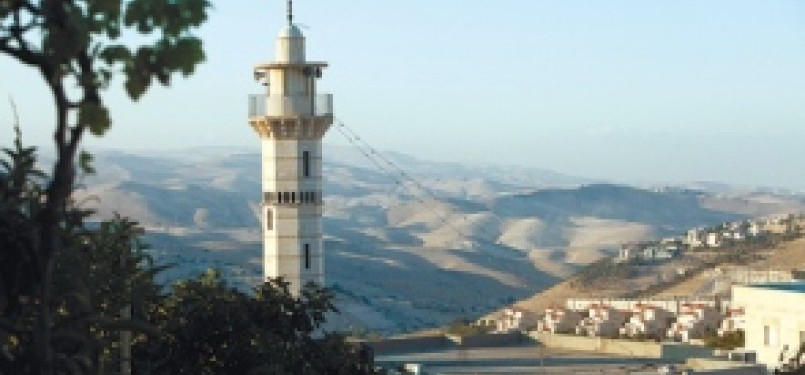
[77, 101, 111, 136]
[137, 273, 382, 375]
[121, 36, 206, 100]
[3, 0, 210, 133]
[78, 151, 95, 175]
[124, 0, 210, 36]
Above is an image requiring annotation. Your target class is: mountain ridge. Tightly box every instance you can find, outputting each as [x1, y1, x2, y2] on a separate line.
[71, 146, 805, 334]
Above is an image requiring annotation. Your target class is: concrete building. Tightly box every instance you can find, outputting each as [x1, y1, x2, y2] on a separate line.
[706, 232, 722, 248]
[618, 244, 639, 263]
[686, 228, 705, 248]
[620, 304, 673, 338]
[576, 304, 627, 338]
[732, 282, 805, 372]
[537, 307, 582, 334]
[666, 303, 720, 342]
[718, 307, 745, 337]
[248, 1, 333, 295]
[496, 307, 539, 333]
[566, 297, 719, 315]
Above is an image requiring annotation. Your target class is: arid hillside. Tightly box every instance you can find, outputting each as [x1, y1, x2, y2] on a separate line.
[73, 146, 805, 334]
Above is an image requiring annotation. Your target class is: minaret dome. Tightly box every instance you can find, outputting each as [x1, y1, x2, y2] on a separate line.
[276, 24, 305, 63]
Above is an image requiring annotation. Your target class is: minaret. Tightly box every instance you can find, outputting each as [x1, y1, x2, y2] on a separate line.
[248, 0, 332, 295]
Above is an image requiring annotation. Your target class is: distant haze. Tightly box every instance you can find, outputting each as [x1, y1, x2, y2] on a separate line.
[2, 0, 805, 190]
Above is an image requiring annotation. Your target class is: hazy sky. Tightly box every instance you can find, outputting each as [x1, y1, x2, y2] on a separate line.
[2, 1, 805, 190]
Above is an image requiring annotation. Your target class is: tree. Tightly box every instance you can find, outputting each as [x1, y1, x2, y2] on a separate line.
[0, 133, 381, 374]
[133, 270, 382, 375]
[0, 1, 209, 373]
[0, 126, 162, 374]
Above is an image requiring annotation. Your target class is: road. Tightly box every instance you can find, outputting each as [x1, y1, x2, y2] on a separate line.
[376, 344, 682, 374]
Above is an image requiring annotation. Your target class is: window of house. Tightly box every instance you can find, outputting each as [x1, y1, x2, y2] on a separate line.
[283, 191, 290, 203]
[765, 325, 779, 346]
[304, 244, 310, 269]
[302, 151, 310, 178]
[310, 192, 315, 203]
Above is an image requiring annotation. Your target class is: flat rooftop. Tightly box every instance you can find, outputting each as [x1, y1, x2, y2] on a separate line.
[748, 281, 805, 293]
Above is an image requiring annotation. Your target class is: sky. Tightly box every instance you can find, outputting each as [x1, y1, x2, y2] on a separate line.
[2, 0, 805, 190]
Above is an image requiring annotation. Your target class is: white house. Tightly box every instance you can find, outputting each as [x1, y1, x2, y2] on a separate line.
[666, 303, 720, 342]
[537, 307, 582, 334]
[495, 306, 539, 333]
[706, 232, 722, 248]
[576, 304, 627, 338]
[620, 304, 673, 338]
[686, 228, 706, 248]
[732, 282, 805, 372]
[718, 307, 745, 337]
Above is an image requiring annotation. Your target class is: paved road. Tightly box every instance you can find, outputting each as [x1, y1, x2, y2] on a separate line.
[376, 344, 681, 374]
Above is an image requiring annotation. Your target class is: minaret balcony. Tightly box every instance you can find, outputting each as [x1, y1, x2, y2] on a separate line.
[248, 94, 333, 119]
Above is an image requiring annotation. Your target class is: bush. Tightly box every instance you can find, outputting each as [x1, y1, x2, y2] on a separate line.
[703, 330, 744, 350]
[574, 258, 636, 287]
[446, 319, 494, 336]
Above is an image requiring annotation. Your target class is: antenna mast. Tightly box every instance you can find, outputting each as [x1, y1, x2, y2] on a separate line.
[287, 0, 293, 26]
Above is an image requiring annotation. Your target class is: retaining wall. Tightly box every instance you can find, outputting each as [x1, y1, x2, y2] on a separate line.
[445, 332, 524, 347]
[530, 331, 713, 360]
[359, 335, 449, 354]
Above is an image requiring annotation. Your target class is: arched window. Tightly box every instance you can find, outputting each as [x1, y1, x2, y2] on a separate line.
[302, 151, 310, 178]
[304, 243, 310, 269]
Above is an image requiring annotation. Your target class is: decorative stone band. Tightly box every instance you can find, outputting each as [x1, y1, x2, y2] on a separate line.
[263, 191, 322, 205]
[249, 117, 332, 140]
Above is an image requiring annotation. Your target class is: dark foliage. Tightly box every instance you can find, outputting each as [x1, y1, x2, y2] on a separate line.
[574, 258, 636, 287]
[134, 270, 381, 375]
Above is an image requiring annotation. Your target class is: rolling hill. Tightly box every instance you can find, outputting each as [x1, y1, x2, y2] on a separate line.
[71, 145, 805, 334]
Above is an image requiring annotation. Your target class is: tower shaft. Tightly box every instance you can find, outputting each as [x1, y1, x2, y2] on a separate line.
[248, 14, 332, 296]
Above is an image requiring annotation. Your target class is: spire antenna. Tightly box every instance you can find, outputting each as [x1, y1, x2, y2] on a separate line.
[287, 0, 293, 26]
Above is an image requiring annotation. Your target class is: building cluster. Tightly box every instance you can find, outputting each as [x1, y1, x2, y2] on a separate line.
[490, 297, 736, 343]
[685, 214, 804, 249]
[617, 238, 684, 263]
[532, 299, 732, 343]
[615, 214, 805, 265]
[487, 281, 805, 373]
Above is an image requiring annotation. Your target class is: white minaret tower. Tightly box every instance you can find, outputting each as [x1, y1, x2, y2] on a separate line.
[248, 0, 332, 295]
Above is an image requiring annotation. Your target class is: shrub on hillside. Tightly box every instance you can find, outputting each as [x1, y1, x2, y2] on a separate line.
[446, 318, 494, 336]
[574, 258, 636, 287]
[703, 330, 744, 350]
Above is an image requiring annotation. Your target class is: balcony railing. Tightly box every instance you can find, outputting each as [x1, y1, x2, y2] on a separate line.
[248, 94, 333, 117]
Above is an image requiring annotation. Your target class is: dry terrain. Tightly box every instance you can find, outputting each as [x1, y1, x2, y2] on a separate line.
[73, 146, 805, 334]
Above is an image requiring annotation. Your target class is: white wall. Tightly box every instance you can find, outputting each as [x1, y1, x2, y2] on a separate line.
[733, 284, 805, 371]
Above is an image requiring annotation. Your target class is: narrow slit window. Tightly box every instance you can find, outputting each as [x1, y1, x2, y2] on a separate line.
[302, 151, 310, 178]
[291, 192, 296, 203]
[304, 244, 310, 269]
[283, 192, 290, 203]
[265, 208, 273, 230]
